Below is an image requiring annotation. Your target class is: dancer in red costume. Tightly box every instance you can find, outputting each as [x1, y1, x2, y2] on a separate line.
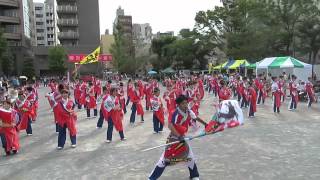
[271, 77, 282, 113]
[105, 87, 126, 143]
[148, 95, 207, 180]
[305, 77, 316, 108]
[129, 82, 144, 124]
[55, 89, 77, 150]
[0, 98, 20, 156]
[288, 75, 298, 111]
[218, 80, 231, 102]
[247, 81, 257, 117]
[46, 84, 65, 133]
[15, 91, 33, 135]
[86, 82, 97, 118]
[151, 88, 165, 134]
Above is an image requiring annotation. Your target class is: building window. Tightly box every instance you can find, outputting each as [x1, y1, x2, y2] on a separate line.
[36, 14, 43, 18]
[37, 29, 44, 33]
[36, 22, 44, 25]
[37, 37, 44, 40]
[35, 7, 42, 10]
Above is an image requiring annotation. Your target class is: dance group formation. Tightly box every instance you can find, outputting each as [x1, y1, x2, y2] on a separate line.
[0, 71, 317, 180]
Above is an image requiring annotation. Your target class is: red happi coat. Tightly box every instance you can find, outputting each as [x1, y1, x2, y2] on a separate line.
[118, 87, 126, 110]
[86, 87, 97, 109]
[15, 99, 32, 130]
[79, 83, 87, 105]
[170, 108, 196, 136]
[33, 87, 39, 120]
[190, 88, 201, 116]
[94, 80, 102, 96]
[0, 108, 20, 152]
[58, 99, 77, 136]
[100, 94, 109, 120]
[26, 92, 37, 121]
[219, 87, 231, 101]
[248, 87, 257, 112]
[289, 80, 299, 103]
[131, 89, 144, 116]
[184, 88, 193, 102]
[127, 83, 133, 98]
[74, 83, 81, 103]
[52, 91, 63, 123]
[272, 82, 282, 108]
[144, 83, 153, 107]
[151, 96, 165, 125]
[305, 81, 315, 101]
[138, 80, 145, 98]
[163, 90, 177, 121]
[104, 95, 124, 131]
[198, 79, 205, 100]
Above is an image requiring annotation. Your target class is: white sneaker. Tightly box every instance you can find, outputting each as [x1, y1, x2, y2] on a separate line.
[27, 134, 33, 136]
[57, 147, 63, 150]
[191, 177, 200, 180]
[71, 144, 76, 148]
[105, 140, 111, 143]
[96, 127, 102, 129]
[121, 138, 127, 141]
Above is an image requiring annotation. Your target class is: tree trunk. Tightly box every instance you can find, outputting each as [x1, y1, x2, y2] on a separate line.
[312, 50, 318, 79]
[308, 52, 312, 64]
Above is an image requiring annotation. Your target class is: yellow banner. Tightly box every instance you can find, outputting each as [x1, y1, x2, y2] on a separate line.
[208, 63, 212, 74]
[79, 47, 101, 65]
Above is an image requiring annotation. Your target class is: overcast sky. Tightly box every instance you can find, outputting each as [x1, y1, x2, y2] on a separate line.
[34, 0, 221, 35]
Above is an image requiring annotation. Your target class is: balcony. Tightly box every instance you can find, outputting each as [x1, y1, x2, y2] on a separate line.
[0, 0, 19, 8]
[3, 32, 21, 40]
[46, 23, 54, 27]
[0, 15, 20, 24]
[57, 5, 77, 14]
[56, 0, 76, 5]
[58, 31, 79, 39]
[57, 19, 78, 26]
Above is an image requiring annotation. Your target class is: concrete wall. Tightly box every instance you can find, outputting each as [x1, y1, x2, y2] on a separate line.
[33, 45, 104, 76]
[78, 0, 100, 46]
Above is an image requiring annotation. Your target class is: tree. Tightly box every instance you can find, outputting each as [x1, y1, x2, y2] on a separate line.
[110, 24, 139, 74]
[296, 2, 320, 66]
[1, 49, 14, 76]
[151, 36, 177, 70]
[0, 29, 7, 60]
[22, 57, 35, 78]
[263, 0, 317, 56]
[48, 46, 67, 75]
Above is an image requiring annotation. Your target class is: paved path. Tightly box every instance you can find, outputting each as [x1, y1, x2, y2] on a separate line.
[0, 87, 319, 180]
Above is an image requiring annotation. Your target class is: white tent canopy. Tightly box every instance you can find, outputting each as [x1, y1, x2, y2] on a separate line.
[256, 57, 312, 81]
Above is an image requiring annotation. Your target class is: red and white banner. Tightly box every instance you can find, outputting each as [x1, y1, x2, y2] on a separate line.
[68, 54, 112, 63]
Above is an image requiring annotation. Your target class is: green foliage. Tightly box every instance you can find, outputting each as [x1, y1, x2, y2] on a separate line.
[48, 46, 67, 75]
[22, 58, 35, 78]
[296, 3, 320, 64]
[1, 49, 13, 76]
[150, 30, 214, 70]
[111, 24, 143, 74]
[194, 0, 320, 63]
